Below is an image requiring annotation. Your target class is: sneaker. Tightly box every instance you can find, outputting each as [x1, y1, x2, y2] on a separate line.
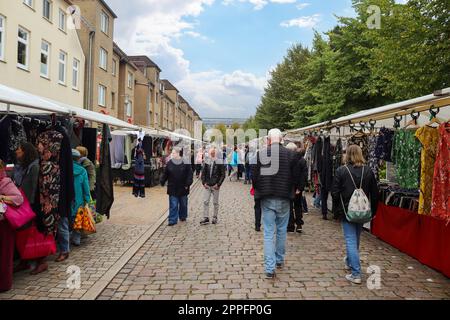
[200, 218, 210, 225]
[345, 274, 362, 285]
[265, 272, 276, 279]
[322, 215, 328, 220]
[343, 257, 351, 271]
[212, 217, 218, 225]
[276, 263, 284, 270]
[255, 226, 261, 232]
[180, 218, 186, 222]
[287, 228, 295, 233]
[168, 223, 177, 226]
[296, 226, 303, 234]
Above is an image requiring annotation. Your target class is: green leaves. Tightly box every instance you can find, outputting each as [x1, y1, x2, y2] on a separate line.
[252, 0, 450, 130]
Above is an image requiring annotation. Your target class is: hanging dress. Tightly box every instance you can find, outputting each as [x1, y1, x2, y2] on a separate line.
[431, 123, 450, 221]
[415, 126, 439, 215]
[37, 130, 64, 235]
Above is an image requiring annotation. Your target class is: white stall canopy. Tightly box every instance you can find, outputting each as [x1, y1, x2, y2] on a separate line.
[0, 83, 139, 130]
[285, 88, 450, 138]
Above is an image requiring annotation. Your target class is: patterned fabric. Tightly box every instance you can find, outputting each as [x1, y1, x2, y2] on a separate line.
[348, 134, 369, 159]
[431, 123, 450, 221]
[368, 135, 380, 181]
[375, 127, 395, 161]
[415, 126, 439, 215]
[391, 129, 421, 189]
[8, 119, 27, 162]
[37, 130, 63, 235]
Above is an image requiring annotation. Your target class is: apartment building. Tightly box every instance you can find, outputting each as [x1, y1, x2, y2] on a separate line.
[128, 56, 162, 128]
[113, 43, 137, 123]
[72, 0, 118, 117]
[0, 0, 85, 107]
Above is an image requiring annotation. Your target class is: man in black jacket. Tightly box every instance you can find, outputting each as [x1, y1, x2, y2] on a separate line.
[200, 147, 225, 225]
[160, 147, 194, 226]
[251, 129, 299, 279]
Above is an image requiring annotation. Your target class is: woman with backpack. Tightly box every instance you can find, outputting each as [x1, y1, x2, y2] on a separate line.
[331, 144, 378, 285]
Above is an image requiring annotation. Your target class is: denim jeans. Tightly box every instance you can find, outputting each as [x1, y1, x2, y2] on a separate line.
[71, 231, 81, 246]
[169, 195, 188, 224]
[342, 220, 363, 277]
[261, 197, 290, 274]
[57, 217, 70, 254]
[245, 164, 251, 181]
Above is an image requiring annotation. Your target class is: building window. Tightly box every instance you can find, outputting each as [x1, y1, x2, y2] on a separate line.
[156, 93, 159, 104]
[58, 50, 67, 84]
[111, 92, 115, 110]
[0, 15, 5, 61]
[98, 85, 106, 107]
[72, 58, 79, 89]
[112, 59, 117, 76]
[127, 72, 133, 89]
[100, 11, 109, 35]
[40, 40, 50, 78]
[126, 101, 132, 117]
[58, 9, 66, 32]
[99, 47, 107, 70]
[17, 27, 29, 70]
[43, 0, 52, 21]
[23, 0, 33, 8]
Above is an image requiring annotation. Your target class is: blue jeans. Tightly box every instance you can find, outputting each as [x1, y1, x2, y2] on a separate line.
[245, 164, 251, 181]
[169, 195, 188, 224]
[261, 197, 290, 274]
[57, 217, 70, 254]
[342, 220, 363, 277]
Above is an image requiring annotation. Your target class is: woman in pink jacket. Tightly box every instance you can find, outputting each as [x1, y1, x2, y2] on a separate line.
[0, 159, 24, 292]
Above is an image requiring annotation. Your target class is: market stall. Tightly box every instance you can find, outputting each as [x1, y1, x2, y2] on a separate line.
[284, 88, 450, 278]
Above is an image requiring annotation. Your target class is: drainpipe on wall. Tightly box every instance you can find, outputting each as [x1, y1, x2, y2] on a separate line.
[87, 30, 95, 111]
[146, 82, 151, 127]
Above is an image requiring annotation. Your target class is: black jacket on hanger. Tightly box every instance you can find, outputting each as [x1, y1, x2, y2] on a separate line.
[96, 124, 114, 218]
[320, 136, 333, 190]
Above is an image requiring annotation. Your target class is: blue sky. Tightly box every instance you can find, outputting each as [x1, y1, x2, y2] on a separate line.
[109, 0, 358, 118]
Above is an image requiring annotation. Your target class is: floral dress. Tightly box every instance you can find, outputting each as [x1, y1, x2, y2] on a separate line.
[391, 129, 421, 189]
[431, 123, 450, 221]
[368, 135, 380, 181]
[37, 130, 63, 235]
[415, 126, 439, 215]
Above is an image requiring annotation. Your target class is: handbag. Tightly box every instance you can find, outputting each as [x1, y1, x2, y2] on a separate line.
[16, 224, 57, 260]
[73, 205, 96, 235]
[4, 189, 36, 230]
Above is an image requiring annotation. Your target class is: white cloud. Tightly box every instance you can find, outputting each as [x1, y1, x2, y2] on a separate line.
[280, 14, 320, 28]
[296, 2, 310, 10]
[222, 0, 296, 11]
[109, 0, 267, 118]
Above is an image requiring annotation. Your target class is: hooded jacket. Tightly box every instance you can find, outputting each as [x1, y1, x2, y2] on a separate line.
[0, 171, 24, 207]
[79, 157, 96, 191]
[71, 162, 91, 218]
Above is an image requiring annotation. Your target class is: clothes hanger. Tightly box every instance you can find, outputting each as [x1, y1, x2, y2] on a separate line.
[369, 119, 377, 135]
[425, 106, 442, 128]
[403, 111, 421, 130]
[393, 114, 402, 130]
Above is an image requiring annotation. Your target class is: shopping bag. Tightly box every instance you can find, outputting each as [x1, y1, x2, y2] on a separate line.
[4, 190, 36, 230]
[73, 206, 96, 235]
[250, 186, 255, 196]
[16, 224, 56, 260]
[82, 205, 96, 235]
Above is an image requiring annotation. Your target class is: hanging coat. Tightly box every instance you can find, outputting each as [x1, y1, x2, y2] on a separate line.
[96, 124, 114, 218]
[320, 136, 333, 190]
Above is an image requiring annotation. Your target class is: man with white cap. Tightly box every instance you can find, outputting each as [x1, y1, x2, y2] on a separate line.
[251, 129, 298, 279]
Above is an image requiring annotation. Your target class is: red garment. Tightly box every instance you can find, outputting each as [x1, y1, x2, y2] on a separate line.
[0, 220, 15, 292]
[431, 123, 450, 221]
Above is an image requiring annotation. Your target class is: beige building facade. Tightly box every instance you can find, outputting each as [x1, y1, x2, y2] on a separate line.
[0, 0, 85, 107]
[72, 0, 118, 117]
[113, 43, 137, 123]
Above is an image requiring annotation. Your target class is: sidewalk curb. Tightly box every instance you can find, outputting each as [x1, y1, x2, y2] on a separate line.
[81, 179, 202, 300]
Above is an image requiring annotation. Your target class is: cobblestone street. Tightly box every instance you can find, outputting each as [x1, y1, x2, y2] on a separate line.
[96, 179, 450, 300]
[1, 178, 449, 300]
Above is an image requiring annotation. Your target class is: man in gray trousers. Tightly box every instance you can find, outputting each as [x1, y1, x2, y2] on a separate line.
[200, 147, 226, 225]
